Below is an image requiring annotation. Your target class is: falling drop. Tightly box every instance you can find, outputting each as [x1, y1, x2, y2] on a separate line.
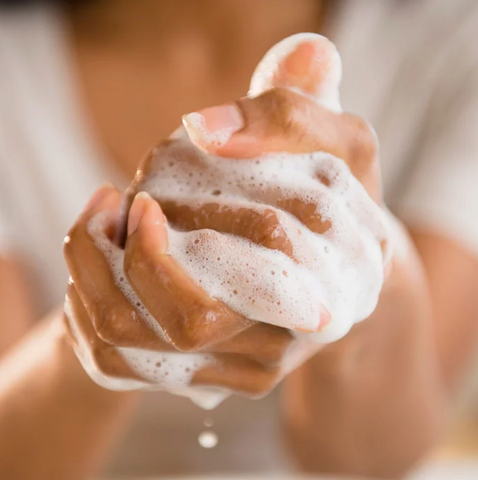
[198, 430, 218, 449]
[203, 417, 214, 428]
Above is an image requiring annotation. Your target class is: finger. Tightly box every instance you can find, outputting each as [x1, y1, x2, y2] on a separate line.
[127, 141, 334, 240]
[64, 185, 172, 351]
[182, 33, 341, 156]
[249, 33, 341, 109]
[64, 282, 146, 383]
[138, 220, 329, 334]
[183, 91, 378, 187]
[183, 93, 380, 201]
[161, 196, 330, 248]
[160, 200, 294, 258]
[182, 33, 342, 157]
[67, 280, 284, 397]
[124, 192, 254, 352]
[126, 144, 294, 256]
[181, 32, 379, 200]
[211, 322, 293, 368]
[192, 353, 282, 397]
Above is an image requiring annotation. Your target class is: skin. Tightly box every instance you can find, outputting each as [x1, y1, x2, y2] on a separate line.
[1, 1, 478, 479]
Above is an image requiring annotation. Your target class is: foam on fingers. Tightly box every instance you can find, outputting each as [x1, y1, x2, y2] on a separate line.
[72, 34, 390, 409]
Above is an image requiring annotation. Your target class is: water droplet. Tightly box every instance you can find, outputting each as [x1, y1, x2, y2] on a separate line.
[63, 235, 71, 244]
[198, 430, 218, 449]
[204, 417, 214, 427]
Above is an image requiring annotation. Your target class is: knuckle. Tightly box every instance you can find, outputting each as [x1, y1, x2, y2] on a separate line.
[124, 242, 143, 276]
[254, 89, 302, 137]
[170, 334, 201, 352]
[357, 119, 378, 157]
[347, 114, 379, 165]
[169, 322, 211, 353]
[249, 209, 292, 255]
[94, 301, 125, 344]
[90, 343, 109, 372]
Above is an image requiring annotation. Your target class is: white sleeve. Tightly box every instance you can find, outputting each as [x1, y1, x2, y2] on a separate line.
[394, 62, 478, 258]
[0, 203, 15, 255]
[0, 132, 18, 256]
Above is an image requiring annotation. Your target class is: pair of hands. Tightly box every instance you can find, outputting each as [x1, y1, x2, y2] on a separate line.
[62, 35, 383, 400]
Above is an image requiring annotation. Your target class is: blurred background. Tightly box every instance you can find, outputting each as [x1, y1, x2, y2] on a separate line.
[1, 0, 478, 479]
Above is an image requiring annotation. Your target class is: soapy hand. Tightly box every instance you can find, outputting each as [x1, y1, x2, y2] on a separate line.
[63, 34, 390, 407]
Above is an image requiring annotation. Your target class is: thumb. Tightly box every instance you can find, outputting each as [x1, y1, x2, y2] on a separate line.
[249, 32, 342, 111]
[182, 33, 343, 157]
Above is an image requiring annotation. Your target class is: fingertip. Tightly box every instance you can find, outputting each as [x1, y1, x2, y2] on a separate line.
[319, 305, 332, 330]
[127, 192, 168, 250]
[128, 192, 153, 236]
[278, 39, 337, 88]
[249, 33, 341, 111]
[182, 103, 245, 154]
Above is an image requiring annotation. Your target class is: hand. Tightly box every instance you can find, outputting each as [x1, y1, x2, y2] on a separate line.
[63, 34, 388, 405]
[63, 185, 296, 402]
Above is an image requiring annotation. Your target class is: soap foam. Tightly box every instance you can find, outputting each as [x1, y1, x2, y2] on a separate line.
[142, 142, 390, 341]
[70, 33, 391, 408]
[184, 111, 237, 149]
[83, 211, 229, 409]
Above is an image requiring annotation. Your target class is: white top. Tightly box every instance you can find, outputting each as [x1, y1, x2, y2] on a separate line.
[1, 0, 478, 477]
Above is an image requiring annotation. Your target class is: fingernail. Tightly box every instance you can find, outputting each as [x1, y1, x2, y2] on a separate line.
[319, 305, 332, 330]
[127, 192, 150, 236]
[128, 192, 165, 236]
[82, 184, 114, 213]
[182, 103, 244, 149]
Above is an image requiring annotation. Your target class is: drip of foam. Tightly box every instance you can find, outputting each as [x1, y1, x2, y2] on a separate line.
[249, 33, 342, 112]
[71, 33, 391, 409]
